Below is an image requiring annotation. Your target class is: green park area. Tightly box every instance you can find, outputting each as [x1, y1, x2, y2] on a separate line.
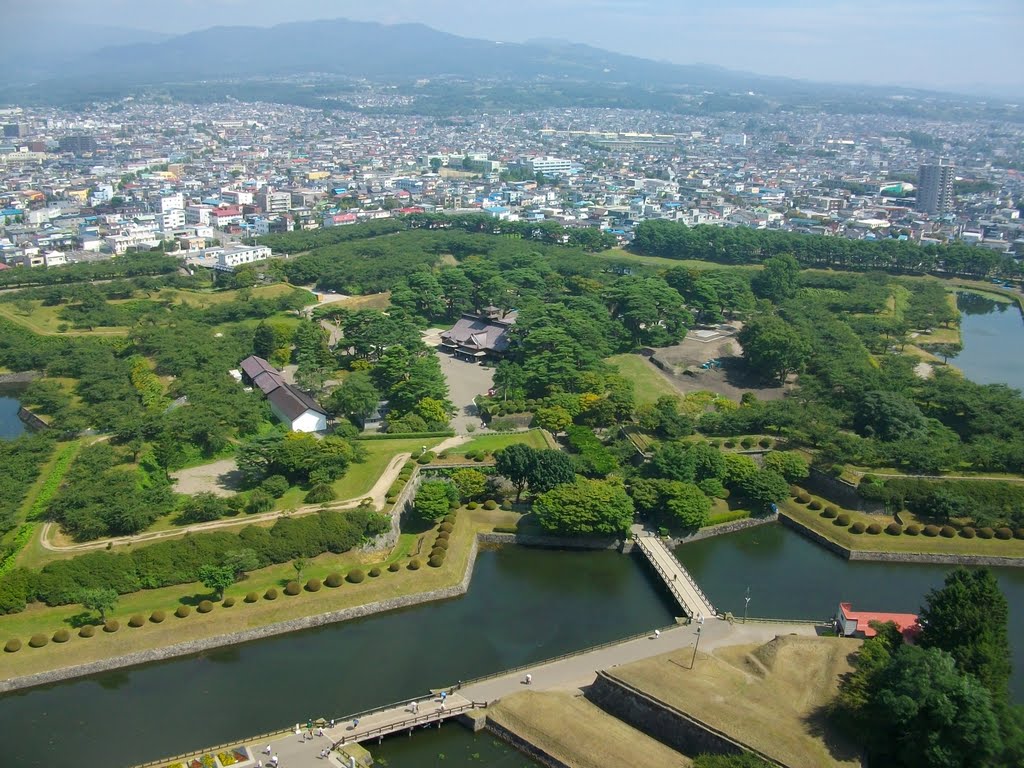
[604, 354, 679, 406]
[443, 429, 551, 457]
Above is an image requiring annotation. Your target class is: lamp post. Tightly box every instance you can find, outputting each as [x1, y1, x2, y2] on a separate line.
[744, 586, 751, 624]
[690, 625, 702, 669]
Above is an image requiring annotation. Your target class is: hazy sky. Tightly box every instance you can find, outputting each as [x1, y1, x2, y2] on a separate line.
[17, 0, 1024, 93]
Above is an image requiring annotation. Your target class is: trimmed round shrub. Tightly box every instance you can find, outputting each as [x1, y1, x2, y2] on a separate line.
[834, 513, 850, 526]
[1015, 528, 1024, 540]
[408, 558, 421, 571]
[264, 588, 278, 600]
[150, 610, 166, 623]
[866, 523, 882, 535]
[175, 605, 191, 618]
[483, 499, 498, 510]
[388, 562, 401, 572]
[758, 438, 772, 448]
[850, 522, 866, 534]
[284, 581, 301, 596]
[797, 493, 812, 505]
[740, 437, 754, 449]
[4, 639, 21, 653]
[385, 495, 398, 505]
[53, 628, 71, 643]
[790, 486, 803, 497]
[368, 567, 381, 578]
[464, 450, 477, 461]
[940, 525, 957, 538]
[444, 513, 457, 524]
[79, 625, 96, 638]
[905, 524, 922, 536]
[430, 546, 447, 559]
[103, 620, 119, 633]
[428, 555, 445, 568]
[197, 600, 214, 613]
[723, 441, 735, 448]
[436, 529, 450, 540]
[325, 573, 343, 588]
[440, 522, 454, 533]
[465, 502, 478, 510]
[977, 527, 994, 539]
[29, 633, 48, 648]
[821, 507, 838, 519]
[433, 538, 449, 550]
[346, 569, 366, 584]
[961, 526, 976, 539]
[923, 525, 940, 537]
[808, 500, 822, 511]
[500, 500, 512, 511]
[305, 483, 336, 504]
[244, 592, 259, 603]
[222, 597, 235, 607]
[996, 527, 1013, 540]
[885, 522, 902, 536]
[305, 578, 322, 592]
[128, 614, 145, 628]
[417, 452, 435, 464]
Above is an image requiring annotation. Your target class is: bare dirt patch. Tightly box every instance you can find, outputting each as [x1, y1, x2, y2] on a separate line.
[171, 458, 244, 497]
[647, 327, 788, 402]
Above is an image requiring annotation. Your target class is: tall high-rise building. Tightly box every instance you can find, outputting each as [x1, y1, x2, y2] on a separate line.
[916, 160, 954, 215]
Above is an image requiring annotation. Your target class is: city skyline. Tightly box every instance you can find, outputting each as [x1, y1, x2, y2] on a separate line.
[6, 0, 1023, 96]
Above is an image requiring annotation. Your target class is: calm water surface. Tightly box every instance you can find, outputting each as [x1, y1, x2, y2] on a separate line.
[0, 393, 24, 439]
[676, 524, 1024, 701]
[0, 546, 674, 768]
[955, 291, 1024, 392]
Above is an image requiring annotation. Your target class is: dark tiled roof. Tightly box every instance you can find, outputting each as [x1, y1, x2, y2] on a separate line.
[440, 315, 513, 353]
[267, 384, 327, 421]
[240, 355, 277, 379]
[252, 369, 285, 394]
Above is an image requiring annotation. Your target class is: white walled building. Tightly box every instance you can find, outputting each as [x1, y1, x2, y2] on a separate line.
[214, 245, 272, 272]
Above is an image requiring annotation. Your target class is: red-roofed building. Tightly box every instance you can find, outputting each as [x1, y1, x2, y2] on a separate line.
[837, 602, 920, 642]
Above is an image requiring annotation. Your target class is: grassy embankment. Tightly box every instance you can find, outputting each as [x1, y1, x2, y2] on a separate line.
[488, 690, 691, 768]
[604, 354, 680, 406]
[607, 635, 862, 767]
[0, 284, 310, 336]
[0, 507, 500, 681]
[441, 429, 551, 456]
[594, 248, 762, 273]
[781, 493, 1024, 558]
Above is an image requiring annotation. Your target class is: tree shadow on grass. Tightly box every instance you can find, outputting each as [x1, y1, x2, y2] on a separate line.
[63, 611, 100, 628]
[178, 591, 218, 607]
[802, 703, 864, 764]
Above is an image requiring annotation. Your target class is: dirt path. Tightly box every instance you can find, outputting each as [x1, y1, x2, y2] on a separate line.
[39, 452, 414, 554]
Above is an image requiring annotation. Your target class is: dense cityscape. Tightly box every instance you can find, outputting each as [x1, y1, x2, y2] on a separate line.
[2, 96, 1022, 271]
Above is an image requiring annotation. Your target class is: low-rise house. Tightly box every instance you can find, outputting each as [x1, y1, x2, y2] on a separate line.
[239, 355, 327, 433]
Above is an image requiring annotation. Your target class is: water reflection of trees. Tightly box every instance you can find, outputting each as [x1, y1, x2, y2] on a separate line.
[957, 291, 1009, 316]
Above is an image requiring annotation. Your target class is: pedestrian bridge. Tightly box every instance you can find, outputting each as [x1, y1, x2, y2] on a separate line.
[633, 532, 717, 619]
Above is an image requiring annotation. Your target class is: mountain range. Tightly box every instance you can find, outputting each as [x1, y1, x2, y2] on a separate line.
[2, 17, 970, 101]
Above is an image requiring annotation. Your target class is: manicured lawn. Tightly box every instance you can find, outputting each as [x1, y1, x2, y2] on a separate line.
[0, 302, 129, 335]
[332, 438, 433, 500]
[335, 292, 391, 311]
[594, 248, 762, 272]
[605, 354, 680, 406]
[446, 430, 549, 455]
[781, 497, 1024, 557]
[0, 510, 479, 679]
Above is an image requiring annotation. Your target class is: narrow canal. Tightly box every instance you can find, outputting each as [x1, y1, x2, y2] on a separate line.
[0, 546, 675, 768]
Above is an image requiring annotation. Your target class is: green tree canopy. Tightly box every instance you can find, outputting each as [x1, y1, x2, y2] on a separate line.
[761, 451, 809, 483]
[326, 371, 380, 424]
[495, 443, 539, 502]
[528, 449, 576, 494]
[196, 564, 234, 600]
[534, 478, 634, 536]
[738, 314, 812, 383]
[414, 480, 456, 522]
[79, 586, 118, 621]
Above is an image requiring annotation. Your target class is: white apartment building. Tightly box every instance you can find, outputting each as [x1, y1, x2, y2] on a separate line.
[161, 193, 185, 212]
[186, 204, 213, 226]
[159, 209, 186, 231]
[221, 189, 254, 206]
[214, 245, 272, 272]
[526, 156, 572, 176]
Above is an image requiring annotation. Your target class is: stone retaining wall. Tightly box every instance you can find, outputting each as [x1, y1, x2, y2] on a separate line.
[476, 532, 626, 551]
[803, 468, 884, 514]
[780, 512, 1024, 567]
[669, 513, 777, 548]
[0, 370, 40, 385]
[585, 672, 786, 767]
[485, 719, 572, 768]
[17, 406, 49, 432]
[0, 538, 481, 695]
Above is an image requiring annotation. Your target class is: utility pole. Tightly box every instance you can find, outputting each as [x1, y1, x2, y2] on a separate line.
[744, 586, 751, 624]
[690, 625, 702, 669]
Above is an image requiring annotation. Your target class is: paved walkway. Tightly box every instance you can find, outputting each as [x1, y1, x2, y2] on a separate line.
[634, 533, 716, 619]
[187, 620, 818, 768]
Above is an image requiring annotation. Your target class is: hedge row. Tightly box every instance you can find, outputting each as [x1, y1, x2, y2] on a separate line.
[0, 508, 390, 614]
